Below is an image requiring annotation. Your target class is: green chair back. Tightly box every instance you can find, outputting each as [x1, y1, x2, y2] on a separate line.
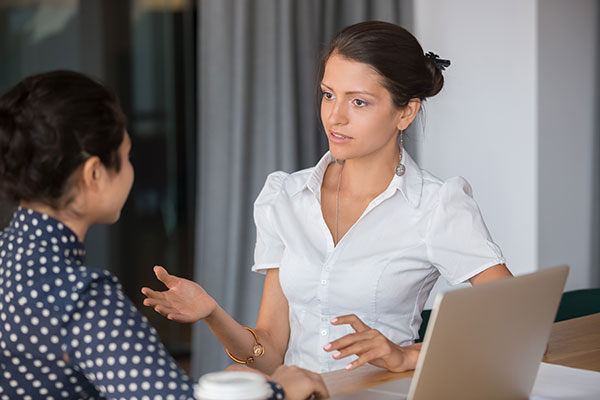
[416, 309, 431, 343]
[555, 288, 600, 322]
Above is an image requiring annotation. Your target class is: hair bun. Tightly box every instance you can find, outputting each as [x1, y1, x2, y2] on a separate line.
[423, 53, 446, 98]
[424, 52, 451, 71]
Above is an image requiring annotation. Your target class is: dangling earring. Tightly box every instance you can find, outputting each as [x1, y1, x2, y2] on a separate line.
[395, 130, 406, 177]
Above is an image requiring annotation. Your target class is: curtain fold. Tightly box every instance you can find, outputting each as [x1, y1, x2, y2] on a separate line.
[193, 0, 408, 376]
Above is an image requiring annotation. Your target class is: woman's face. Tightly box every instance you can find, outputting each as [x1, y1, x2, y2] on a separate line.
[99, 131, 134, 223]
[320, 53, 404, 161]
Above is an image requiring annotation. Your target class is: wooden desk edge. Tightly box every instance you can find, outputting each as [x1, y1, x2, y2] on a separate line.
[321, 365, 414, 397]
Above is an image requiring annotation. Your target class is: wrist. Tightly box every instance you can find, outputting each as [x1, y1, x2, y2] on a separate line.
[401, 343, 421, 371]
[390, 343, 420, 372]
[203, 300, 220, 322]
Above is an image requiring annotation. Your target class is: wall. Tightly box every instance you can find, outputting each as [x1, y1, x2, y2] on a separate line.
[538, 0, 599, 290]
[414, 0, 599, 301]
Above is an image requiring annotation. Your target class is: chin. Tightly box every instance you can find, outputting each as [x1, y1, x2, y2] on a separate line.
[100, 211, 122, 225]
[329, 147, 353, 161]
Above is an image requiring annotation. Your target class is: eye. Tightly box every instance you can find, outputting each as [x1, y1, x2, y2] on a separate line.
[322, 91, 334, 100]
[353, 99, 367, 107]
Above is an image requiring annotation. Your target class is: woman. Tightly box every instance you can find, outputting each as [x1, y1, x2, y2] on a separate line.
[142, 21, 512, 375]
[0, 71, 328, 400]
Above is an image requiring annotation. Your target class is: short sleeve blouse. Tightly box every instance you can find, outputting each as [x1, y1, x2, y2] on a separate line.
[251, 151, 505, 372]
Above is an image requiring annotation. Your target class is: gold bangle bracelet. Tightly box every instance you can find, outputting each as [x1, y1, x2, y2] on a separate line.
[225, 326, 265, 365]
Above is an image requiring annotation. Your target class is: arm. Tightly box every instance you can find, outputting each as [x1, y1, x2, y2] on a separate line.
[142, 266, 289, 374]
[469, 263, 512, 285]
[203, 268, 289, 374]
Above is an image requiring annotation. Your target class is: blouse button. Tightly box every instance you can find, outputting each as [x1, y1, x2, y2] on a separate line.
[321, 279, 327, 285]
[320, 330, 327, 336]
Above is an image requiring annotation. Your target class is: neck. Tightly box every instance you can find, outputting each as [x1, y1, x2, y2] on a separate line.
[19, 201, 90, 242]
[338, 143, 401, 197]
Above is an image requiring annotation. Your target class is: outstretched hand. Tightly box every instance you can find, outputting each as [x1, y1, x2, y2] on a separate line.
[323, 314, 421, 372]
[141, 265, 217, 323]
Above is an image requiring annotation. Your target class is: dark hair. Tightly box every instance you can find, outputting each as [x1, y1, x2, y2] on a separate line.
[317, 21, 444, 108]
[0, 70, 126, 207]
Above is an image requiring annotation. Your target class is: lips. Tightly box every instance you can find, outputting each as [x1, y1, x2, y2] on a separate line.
[329, 131, 352, 143]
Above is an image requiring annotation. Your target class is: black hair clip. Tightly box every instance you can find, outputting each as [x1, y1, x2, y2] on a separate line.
[425, 52, 451, 71]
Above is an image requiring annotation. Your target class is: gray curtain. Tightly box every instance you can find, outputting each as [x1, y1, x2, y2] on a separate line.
[193, 0, 411, 376]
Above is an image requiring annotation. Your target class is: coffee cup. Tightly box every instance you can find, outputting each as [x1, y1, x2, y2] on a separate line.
[194, 371, 273, 400]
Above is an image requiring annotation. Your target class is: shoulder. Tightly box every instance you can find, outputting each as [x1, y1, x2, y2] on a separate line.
[421, 171, 473, 205]
[57, 264, 121, 302]
[255, 167, 315, 207]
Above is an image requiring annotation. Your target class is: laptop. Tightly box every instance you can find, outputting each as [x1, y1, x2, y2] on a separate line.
[333, 265, 569, 400]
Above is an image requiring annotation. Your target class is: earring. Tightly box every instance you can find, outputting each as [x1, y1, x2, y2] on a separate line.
[395, 130, 406, 177]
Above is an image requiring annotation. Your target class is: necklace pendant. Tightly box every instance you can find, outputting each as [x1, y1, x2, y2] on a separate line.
[395, 164, 406, 176]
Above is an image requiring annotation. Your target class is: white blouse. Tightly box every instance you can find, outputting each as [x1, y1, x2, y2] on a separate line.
[251, 151, 505, 373]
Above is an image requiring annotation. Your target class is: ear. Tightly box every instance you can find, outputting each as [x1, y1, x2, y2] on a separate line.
[397, 99, 422, 131]
[80, 156, 104, 191]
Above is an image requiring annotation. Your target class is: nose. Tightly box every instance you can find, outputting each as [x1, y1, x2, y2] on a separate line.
[323, 100, 348, 127]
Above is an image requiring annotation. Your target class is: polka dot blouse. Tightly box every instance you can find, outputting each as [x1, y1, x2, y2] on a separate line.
[0, 207, 195, 399]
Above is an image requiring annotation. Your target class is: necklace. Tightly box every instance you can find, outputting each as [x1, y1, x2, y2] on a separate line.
[334, 160, 345, 245]
[334, 144, 403, 245]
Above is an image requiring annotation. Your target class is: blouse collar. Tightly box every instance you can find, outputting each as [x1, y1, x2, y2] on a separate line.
[299, 149, 423, 207]
[9, 207, 86, 264]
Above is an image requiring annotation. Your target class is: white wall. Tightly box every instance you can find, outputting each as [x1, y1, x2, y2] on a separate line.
[538, 0, 598, 291]
[414, 0, 598, 302]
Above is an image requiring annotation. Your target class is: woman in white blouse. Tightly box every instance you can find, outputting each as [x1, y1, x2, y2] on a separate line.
[142, 21, 512, 375]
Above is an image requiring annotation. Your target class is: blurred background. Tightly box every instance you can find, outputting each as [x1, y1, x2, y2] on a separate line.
[0, 0, 598, 379]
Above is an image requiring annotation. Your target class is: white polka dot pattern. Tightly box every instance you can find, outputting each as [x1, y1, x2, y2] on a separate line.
[0, 208, 194, 399]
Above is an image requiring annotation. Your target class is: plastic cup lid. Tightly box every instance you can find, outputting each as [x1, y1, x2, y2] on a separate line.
[194, 371, 273, 400]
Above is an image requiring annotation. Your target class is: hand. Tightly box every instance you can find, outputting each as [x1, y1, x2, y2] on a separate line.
[270, 365, 329, 400]
[141, 265, 217, 323]
[323, 314, 421, 372]
[222, 365, 329, 399]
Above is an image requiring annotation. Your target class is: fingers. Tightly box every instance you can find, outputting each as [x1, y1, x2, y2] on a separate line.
[140, 287, 166, 301]
[154, 265, 179, 288]
[329, 338, 376, 361]
[330, 314, 369, 333]
[271, 366, 330, 400]
[305, 370, 330, 399]
[323, 325, 408, 371]
[345, 349, 382, 370]
[324, 332, 390, 370]
[323, 329, 377, 353]
[152, 303, 178, 315]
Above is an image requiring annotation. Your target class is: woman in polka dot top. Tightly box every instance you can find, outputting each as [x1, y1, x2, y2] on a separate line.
[0, 71, 326, 400]
[0, 70, 196, 399]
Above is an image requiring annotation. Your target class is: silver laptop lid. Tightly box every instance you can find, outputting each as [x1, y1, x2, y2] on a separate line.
[408, 265, 569, 400]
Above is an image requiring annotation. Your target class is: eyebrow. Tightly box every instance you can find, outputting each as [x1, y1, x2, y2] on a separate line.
[320, 82, 376, 97]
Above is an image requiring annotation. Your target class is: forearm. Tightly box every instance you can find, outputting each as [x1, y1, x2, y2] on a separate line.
[204, 304, 285, 374]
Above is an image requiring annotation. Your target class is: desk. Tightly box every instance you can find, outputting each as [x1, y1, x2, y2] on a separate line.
[321, 313, 600, 397]
[543, 312, 600, 371]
